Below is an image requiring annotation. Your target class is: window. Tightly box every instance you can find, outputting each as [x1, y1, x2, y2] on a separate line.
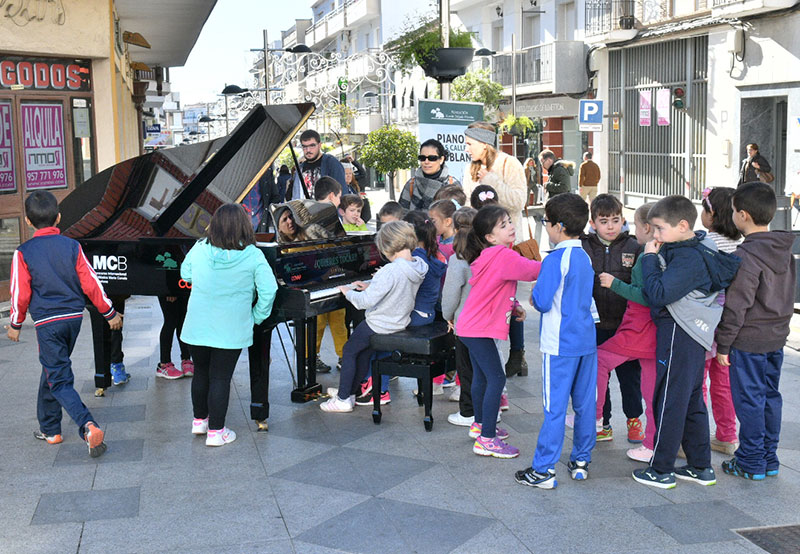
[558, 1, 576, 41]
[523, 14, 541, 48]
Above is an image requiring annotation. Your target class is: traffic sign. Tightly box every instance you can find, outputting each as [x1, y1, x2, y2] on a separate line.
[579, 99, 603, 132]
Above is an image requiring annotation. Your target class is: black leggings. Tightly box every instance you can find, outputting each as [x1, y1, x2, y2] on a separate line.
[158, 296, 190, 363]
[456, 337, 474, 417]
[190, 345, 241, 430]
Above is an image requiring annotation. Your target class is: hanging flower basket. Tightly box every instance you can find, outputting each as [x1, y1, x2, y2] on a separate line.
[420, 48, 475, 83]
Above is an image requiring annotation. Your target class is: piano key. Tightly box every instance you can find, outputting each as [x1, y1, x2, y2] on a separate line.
[308, 279, 371, 301]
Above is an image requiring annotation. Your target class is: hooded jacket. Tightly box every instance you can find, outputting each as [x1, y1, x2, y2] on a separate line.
[180, 241, 277, 349]
[409, 247, 447, 326]
[399, 166, 460, 211]
[545, 160, 575, 196]
[715, 231, 796, 355]
[345, 255, 428, 333]
[456, 245, 541, 340]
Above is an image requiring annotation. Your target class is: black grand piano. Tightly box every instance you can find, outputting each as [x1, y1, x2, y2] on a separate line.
[57, 103, 384, 430]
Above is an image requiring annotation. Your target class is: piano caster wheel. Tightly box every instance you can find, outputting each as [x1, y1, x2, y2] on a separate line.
[256, 420, 269, 432]
[423, 416, 433, 432]
[94, 388, 106, 397]
[372, 411, 381, 424]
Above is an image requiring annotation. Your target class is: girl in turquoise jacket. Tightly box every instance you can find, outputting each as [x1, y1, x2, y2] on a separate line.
[180, 204, 277, 447]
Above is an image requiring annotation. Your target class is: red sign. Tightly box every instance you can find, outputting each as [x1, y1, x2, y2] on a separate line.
[0, 56, 91, 92]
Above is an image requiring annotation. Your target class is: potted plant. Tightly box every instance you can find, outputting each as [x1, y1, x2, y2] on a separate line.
[499, 115, 536, 137]
[388, 19, 475, 83]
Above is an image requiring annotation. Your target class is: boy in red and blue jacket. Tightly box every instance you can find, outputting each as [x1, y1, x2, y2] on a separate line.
[6, 191, 121, 457]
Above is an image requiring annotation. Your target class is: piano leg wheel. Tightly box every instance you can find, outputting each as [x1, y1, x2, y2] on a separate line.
[372, 411, 381, 424]
[94, 388, 105, 398]
[423, 416, 433, 432]
[256, 420, 269, 432]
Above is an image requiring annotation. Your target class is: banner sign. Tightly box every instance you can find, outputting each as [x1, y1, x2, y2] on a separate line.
[0, 101, 15, 192]
[418, 99, 484, 184]
[21, 103, 67, 190]
[639, 90, 652, 127]
[656, 88, 671, 126]
[0, 56, 91, 92]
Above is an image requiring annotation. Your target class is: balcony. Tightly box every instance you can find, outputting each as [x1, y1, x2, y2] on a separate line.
[309, 17, 328, 47]
[345, 0, 380, 29]
[352, 110, 383, 134]
[306, 0, 380, 48]
[711, 0, 796, 18]
[491, 42, 587, 96]
[585, 0, 639, 43]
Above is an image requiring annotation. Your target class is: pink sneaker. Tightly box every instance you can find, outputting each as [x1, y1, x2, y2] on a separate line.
[181, 359, 194, 377]
[500, 393, 510, 412]
[468, 422, 509, 440]
[473, 436, 520, 458]
[360, 376, 372, 396]
[156, 362, 183, 379]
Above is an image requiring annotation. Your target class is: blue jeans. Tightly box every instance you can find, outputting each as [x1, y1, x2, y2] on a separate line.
[461, 337, 505, 438]
[729, 347, 783, 474]
[337, 321, 376, 400]
[36, 319, 94, 438]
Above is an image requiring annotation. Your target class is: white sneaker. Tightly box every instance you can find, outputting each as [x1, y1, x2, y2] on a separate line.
[326, 387, 338, 398]
[449, 386, 461, 402]
[206, 427, 236, 447]
[320, 395, 355, 412]
[626, 445, 653, 463]
[192, 418, 208, 435]
[447, 412, 474, 426]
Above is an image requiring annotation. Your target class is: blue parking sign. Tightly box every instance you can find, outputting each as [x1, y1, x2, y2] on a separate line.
[579, 100, 603, 131]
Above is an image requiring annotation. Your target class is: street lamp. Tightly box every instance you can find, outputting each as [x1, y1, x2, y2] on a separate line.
[250, 27, 315, 105]
[199, 115, 214, 138]
[219, 85, 266, 133]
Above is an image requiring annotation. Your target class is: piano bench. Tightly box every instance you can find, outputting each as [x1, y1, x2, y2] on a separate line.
[369, 322, 455, 432]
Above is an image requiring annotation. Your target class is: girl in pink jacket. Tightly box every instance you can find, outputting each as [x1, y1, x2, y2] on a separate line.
[456, 205, 541, 458]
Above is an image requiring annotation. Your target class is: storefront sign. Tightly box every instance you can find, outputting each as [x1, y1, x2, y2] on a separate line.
[0, 56, 91, 92]
[639, 90, 652, 127]
[656, 88, 671, 126]
[21, 103, 67, 190]
[0, 101, 15, 191]
[500, 97, 580, 119]
[1, 0, 66, 27]
[418, 100, 484, 184]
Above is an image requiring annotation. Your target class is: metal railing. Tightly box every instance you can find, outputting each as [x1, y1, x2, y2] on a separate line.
[712, 0, 742, 6]
[492, 43, 554, 87]
[585, 0, 638, 36]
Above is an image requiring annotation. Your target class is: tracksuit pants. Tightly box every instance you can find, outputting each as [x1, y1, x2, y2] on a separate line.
[703, 354, 738, 443]
[596, 327, 642, 425]
[532, 352, 597, 473]
[36, 319, 94, 438]
[650, 320, 711, 474]
[728, 347, 783, 475]
[315, 308, 348, 358]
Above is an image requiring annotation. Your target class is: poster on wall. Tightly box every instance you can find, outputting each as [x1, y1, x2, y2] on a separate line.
[656, 88, 671, 126]
[639, 90, 652, 127]
[0, 101, 15, 192]
[21, 103, 67, 190]
[418, 99, 484, 183]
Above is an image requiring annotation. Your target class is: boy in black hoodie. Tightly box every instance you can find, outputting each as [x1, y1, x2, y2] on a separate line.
[716, 183, 796, 480]
[581, 195, 644, 443]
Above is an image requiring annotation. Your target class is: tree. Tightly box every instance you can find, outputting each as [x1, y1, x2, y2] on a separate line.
[359, 126, 419, 200]
[452, 69, 504, 113]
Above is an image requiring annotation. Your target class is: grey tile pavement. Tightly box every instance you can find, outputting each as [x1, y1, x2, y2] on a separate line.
[1, 292, 800, 552]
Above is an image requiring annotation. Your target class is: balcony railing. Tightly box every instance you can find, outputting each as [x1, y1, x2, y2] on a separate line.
[492, 43, 554, 87]
[585, 0, 637, 36]
[712, 0, 739, 5]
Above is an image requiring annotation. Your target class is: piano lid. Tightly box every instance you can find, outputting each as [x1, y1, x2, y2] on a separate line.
[59, 103, 315, 241]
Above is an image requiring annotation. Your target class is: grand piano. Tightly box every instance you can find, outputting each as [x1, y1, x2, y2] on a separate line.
[57, 103, 384, 430]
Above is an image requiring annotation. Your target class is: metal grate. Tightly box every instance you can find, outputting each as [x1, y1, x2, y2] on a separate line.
[736, 524, 800, 554]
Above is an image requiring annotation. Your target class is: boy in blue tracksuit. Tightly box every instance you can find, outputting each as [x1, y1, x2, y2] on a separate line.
[515, 193, 598, 490]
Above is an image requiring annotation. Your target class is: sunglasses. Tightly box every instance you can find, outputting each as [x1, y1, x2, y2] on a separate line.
[418, 155, 441, 162]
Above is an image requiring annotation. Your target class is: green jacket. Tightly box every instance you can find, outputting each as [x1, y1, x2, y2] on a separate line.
[546, 160, 573, 196]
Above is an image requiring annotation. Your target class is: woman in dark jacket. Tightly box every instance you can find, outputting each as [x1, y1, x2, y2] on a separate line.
[399, 139, 461, 211]
[738, 143, 772, 186]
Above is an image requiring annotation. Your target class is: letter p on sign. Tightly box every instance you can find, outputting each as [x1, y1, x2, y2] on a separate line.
[579, 100, 603, 131]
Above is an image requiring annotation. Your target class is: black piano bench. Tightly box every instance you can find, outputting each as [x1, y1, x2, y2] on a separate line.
[368, 322, 455, 432]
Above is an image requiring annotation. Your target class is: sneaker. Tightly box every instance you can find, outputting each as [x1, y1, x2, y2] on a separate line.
[514, 467, 556, 489]
[448, 412, 474, 426]
[442, 376, 456, 388]
[627, 418, 644, 443]
[767, 467, 780, 477]
[336, 359, 342, 371]
[84, 422, 107, 458]
[360, 377, 372, 396]
[33, 430, 63, 444]
[468, 422, 509, 440]
[320, 395, 355, 413]
[473, 436, 519, 458]
[597, 425, 613, 442]
[206, 427, 236, 447]
[449, 385, 461, 402]
[110, 362, 130, 385]
[181, 359, 194, 377]
[568, 460, 589, 480]
[627, 445, 654, 463]
[355, 390, 391, 406]
[675, 465, 716, 486]
[721, 458, 766, 480]
[710, 437, 738, 456]
[500, 393, 510, 412]
[315, 356, 332, 374]
[632, 467, 676, 489]
[192, 418, 208, 435]
[565, 414, 575, 429]
[156, 362, 183, 380]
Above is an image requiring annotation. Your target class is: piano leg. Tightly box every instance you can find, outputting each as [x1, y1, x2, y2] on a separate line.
[248, 323, 272, 431]
[88, 306, 112, 396]
[290, 317, 322, 403]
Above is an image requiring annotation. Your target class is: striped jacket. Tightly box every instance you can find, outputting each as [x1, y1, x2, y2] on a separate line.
[9, 227, 115, 329]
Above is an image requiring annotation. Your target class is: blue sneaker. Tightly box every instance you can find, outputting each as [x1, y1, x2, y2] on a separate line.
[110, 363, 130, 385]
[721, 458, 765, 481]
[766, 467, 780, 477]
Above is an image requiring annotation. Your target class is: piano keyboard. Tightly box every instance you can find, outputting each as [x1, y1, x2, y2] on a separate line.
[308, 279, 372, 301]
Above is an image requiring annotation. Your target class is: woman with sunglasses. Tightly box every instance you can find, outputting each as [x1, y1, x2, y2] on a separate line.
[399, 139, 461, 211]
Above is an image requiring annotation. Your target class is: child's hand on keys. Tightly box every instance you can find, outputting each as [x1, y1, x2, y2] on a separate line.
[352, 281, 369, 291]
[598, 272, 615, 288]
[644, 240, 661, 254]
[108, 313, 123, 331]
[5, 325, 19, 342]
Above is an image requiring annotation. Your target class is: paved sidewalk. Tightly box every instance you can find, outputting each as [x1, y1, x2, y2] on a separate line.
[2, 291, 800, 553]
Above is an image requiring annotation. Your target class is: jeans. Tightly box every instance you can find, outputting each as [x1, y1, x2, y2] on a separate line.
[461, 337, 505, 438]
[336, 321, 376, 400]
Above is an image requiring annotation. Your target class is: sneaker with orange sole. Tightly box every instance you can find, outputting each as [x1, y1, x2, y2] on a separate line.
[33, 430, 63, 444]
[84, 422, 107, 458]
[627, 418, 645, 443]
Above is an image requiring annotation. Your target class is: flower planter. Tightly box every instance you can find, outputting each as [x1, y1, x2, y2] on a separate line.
[420, 47, 475, 83]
